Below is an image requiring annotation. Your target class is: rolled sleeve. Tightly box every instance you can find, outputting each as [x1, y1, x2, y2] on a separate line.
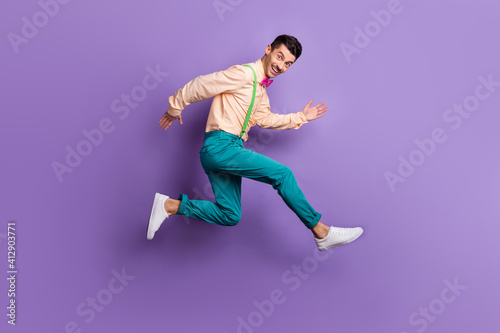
[167, 65, 248, 116]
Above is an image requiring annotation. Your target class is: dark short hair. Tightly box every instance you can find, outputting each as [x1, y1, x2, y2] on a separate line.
[270, 35, 302, 60]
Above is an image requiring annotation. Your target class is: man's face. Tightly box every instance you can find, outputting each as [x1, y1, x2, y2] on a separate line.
[262, 43, 296, 78]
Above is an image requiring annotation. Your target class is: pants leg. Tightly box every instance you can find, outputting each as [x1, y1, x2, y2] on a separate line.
[177, 171, 242, 226]
[177, 131, 321, 229]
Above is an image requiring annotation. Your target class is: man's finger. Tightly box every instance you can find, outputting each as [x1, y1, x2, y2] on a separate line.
[160, 114, 169, 123]
[160, 119, 170, 128]
[160, 119, 173, 130]
[178, 115, 183, 125]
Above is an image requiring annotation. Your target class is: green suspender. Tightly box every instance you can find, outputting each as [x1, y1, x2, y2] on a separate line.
[240, 64, 257, 138]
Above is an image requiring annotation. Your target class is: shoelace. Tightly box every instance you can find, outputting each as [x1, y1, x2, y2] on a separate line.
[331, 227, 351, 235]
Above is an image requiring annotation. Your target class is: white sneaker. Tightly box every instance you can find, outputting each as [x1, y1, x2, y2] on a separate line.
[315, 226, 363, 251]
[147, 193, 169, 240]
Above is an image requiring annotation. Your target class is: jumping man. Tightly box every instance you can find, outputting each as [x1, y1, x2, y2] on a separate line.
[147, 35, 363, 251]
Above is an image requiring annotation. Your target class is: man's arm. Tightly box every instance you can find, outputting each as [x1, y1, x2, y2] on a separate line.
[159, 65, 249, 130]
[253, 99, 327, 130]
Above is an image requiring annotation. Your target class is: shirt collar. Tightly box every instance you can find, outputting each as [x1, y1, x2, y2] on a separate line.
[253, 58, 267, 83]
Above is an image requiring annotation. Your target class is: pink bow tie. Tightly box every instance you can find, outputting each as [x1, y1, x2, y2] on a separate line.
[260, 77, 273, 88]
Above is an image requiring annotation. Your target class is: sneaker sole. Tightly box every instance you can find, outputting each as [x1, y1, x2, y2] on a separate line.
[147, 193, 168, 240]
[318, 229, 364, 251]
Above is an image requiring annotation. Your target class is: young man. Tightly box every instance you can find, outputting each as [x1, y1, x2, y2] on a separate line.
[147, 35, 363, 251]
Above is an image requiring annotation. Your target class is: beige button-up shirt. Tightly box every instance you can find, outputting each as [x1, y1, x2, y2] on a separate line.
[166, 58, 308, 141]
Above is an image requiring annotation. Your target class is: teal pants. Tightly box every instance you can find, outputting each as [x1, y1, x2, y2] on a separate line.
[177, 131, 321, 229]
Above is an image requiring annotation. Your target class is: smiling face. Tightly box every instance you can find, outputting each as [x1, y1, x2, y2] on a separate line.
[261, 43, 296, 78]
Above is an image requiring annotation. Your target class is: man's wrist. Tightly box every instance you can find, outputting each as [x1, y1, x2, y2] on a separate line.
[298, 111, 309, 123]
[167, 106, 181, 117]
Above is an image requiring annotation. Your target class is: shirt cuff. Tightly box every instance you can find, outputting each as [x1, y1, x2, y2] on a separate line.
[294, 111, 309, 128]
[167, 105, 182, 117]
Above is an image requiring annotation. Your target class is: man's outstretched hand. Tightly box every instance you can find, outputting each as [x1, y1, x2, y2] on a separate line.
[301, 100, 328, 121]
[159, 111, 183, 130]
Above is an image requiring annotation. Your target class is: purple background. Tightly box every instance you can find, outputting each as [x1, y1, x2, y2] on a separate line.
[2, 0, 500, 332]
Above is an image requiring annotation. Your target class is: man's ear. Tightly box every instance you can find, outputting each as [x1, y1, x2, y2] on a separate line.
[264, 44, 272, 55]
